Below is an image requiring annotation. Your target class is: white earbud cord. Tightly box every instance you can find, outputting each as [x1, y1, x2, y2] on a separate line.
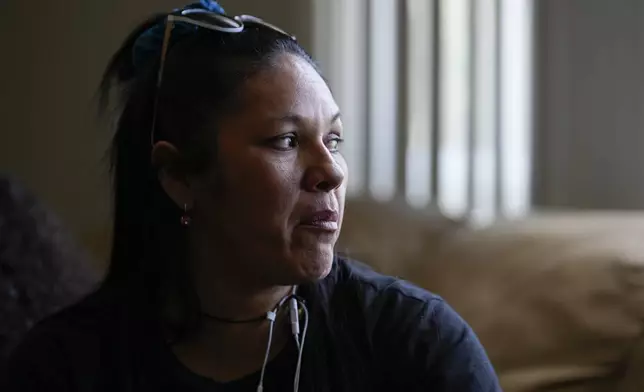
[256, 310, 277, 392]
[256, 288, 309, 392]
[293, 301, 309, 392]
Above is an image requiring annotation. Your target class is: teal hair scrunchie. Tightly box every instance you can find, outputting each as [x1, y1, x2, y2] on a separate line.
[131, 1, 226, 71]
[199, 0, 226, 14]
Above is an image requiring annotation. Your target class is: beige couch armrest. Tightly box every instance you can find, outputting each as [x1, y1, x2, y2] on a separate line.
[419, 212, 644, 392]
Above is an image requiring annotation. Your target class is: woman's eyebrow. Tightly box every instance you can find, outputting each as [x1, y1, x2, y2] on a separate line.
[274, 111, 342, 125]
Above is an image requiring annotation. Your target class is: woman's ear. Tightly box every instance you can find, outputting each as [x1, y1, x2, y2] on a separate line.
[151, 141, 193, 209]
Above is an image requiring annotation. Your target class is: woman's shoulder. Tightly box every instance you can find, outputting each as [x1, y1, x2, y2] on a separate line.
[25, 288, 128, 339]
[319, 255, 452, 349]
[0, 293, 121, 391]
[5, 289, 129, 359]
[324, 255, 485, 348]
[321, 256, 500, 390]
[1, 289, 137, 389]
[324, 255, 444, 314]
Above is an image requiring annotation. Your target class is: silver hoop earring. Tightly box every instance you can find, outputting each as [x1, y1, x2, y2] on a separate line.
[180, 203, 192, 227]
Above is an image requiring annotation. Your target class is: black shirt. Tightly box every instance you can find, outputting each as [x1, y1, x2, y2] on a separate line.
[1, 257, 501, 391]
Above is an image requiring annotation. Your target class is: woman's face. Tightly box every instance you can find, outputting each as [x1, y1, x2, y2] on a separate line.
[190, 53, 347, 286]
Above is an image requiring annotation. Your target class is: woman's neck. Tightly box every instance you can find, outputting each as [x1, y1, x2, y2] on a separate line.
[189, 227, 294, 322]
[196, 275, 293, 321]
[172, 282, 294, 382]
[178, 234, 298, 380]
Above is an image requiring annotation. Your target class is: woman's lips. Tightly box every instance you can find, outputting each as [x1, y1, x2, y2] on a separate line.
[298, 210, 339, 232]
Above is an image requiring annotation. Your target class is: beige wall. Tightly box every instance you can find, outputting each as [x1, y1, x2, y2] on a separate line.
[0, 0, 313, 262]
[533, 0, 644, 209]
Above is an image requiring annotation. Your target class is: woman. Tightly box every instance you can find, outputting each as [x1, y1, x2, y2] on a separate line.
[1, 1, 500, 390]
[0, 175, 98, 364]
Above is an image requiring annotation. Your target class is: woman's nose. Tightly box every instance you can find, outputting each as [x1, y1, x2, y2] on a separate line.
[302, 150, 345, 193]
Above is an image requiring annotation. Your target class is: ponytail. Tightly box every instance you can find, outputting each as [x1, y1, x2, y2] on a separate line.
[98, 13, 189, 308]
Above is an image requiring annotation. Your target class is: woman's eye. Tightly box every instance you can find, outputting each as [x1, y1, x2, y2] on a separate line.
[271, 135, 298, 151]
[327, 136, 345, 152]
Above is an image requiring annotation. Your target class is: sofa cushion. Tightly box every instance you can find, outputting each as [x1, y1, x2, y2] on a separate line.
[421, 212, 644, 392]
[337, 197, 462, 277]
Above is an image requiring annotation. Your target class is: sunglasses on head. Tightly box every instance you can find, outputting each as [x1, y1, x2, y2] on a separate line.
[150, 8, 296, 146]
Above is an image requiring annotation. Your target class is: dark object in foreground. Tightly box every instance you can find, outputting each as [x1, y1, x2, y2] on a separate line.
[0, 175, 99, 363]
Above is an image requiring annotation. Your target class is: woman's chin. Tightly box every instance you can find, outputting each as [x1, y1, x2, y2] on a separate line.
[292, 249, 335, 283]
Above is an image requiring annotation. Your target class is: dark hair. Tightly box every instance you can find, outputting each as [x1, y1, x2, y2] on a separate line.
[98, 4, 320, 338]
[0, 175, 99, 362]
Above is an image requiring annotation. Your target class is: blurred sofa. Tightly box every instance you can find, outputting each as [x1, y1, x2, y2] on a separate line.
[338, 198, 644, 392]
